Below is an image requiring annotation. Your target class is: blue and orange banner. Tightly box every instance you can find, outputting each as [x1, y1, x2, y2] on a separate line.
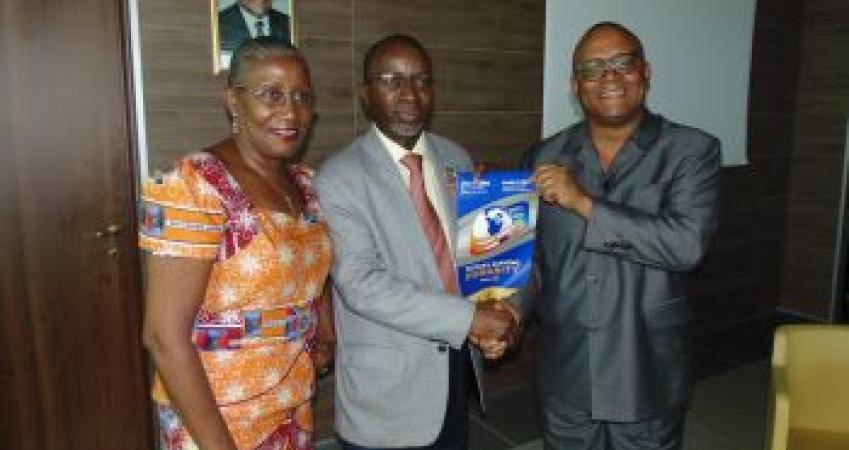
[455, 170, 537, 302]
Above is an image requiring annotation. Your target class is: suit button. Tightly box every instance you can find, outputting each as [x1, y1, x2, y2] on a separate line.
[437, 343, 448, 353]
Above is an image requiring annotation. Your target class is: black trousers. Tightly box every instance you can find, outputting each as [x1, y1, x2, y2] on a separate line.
[340, 343, 471, 450]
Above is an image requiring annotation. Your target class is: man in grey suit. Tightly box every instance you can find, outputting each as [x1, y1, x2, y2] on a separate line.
[315, 34, 516, 450]
[521, 22, 721, 449]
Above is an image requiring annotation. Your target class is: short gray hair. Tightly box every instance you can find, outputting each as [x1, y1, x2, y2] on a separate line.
[228, 36, 309, 87]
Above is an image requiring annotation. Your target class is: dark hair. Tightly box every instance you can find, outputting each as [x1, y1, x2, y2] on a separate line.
[362, 34, 431, 82]
[228, 36, 308, 87]
[572, 21, 645, 67]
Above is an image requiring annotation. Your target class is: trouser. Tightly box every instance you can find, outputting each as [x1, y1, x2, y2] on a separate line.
[540, 402, 685, 450]
[340, 343, 471, 450]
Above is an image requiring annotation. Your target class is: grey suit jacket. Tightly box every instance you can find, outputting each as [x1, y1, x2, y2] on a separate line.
[520, 112, 720, 422]
[314, 128, 481, 447]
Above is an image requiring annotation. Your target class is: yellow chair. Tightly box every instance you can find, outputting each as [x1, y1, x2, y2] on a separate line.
[766, 324, 849, 450]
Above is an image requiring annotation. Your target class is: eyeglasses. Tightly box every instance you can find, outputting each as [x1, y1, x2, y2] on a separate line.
[573, 53, 642, 81]
[236, 85, 315, 108]
[366, 72, 433, 91]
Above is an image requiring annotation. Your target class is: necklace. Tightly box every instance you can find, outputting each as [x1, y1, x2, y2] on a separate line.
[238, 159, 304, 217]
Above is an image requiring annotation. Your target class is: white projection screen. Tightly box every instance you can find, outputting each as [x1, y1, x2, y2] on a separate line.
[543, 0, 756, 166]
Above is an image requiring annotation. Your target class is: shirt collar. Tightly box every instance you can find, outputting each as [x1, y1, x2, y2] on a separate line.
[373, 124, 429, 164]
[567, 110, 662, 154]
[240, 5, 269, 21]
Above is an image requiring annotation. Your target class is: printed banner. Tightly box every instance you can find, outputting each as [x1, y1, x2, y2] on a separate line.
[455, 170, 537, 303]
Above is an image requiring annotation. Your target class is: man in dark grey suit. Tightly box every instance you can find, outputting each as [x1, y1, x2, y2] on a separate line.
[315, 35, 516, 450]
[520, 22, 720, 450]
[218, 0, 290, 53]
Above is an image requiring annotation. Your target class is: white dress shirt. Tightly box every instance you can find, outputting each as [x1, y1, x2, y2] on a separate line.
[374, 125, 453, 252]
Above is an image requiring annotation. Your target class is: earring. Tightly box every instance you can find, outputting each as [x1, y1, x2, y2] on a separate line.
[231, 114, 240, 135]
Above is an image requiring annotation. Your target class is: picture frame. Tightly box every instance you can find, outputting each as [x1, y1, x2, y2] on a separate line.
[211, 0, 296, 74]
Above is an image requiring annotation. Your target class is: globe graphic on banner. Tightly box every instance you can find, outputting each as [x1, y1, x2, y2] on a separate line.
[470, 207, 513, 255]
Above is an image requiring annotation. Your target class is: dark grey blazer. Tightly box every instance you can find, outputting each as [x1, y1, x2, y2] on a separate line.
[520, 112, 720, 421]
[218, 4, 290, 52]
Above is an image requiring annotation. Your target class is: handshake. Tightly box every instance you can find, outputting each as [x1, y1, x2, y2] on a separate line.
[467, 289, 521, 360]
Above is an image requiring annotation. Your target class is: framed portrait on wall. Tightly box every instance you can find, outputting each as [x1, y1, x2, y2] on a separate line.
[211, 0, 296, 74]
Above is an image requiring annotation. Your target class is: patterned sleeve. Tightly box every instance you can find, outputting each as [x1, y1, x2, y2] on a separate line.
[138, 159, 226, 259]
[289, 163, 322, 222]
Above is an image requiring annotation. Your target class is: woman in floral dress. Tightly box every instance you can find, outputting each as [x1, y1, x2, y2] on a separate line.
[139, 37, 334, 450]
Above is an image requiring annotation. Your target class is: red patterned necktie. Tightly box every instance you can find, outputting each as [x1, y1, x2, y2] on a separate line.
[400, 153, 459, 294]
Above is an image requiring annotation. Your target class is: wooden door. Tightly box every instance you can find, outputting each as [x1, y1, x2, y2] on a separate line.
[0, 0, 153, 449]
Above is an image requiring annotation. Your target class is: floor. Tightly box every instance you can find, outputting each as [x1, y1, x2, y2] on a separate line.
[318, 312, 801, 450]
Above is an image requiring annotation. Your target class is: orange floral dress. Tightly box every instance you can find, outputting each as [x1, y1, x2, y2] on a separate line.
[138, 152, 332, 450]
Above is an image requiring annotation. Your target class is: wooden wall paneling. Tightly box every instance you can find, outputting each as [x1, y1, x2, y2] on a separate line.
[298, 37, 357, 162]
[746, 112, 797, 158]
[780, 0, 849, 318]
[297, 0, 354, 40]
[793, 114, 849, 153]
[430, 112, 541, 166]
[688, 0, 805, 329]
[353, 0, 544, 52]
[786, 198, 841, 249]
[430, 48, 543, 112]
[787, 157, 844, 199]
[139, 0, 228, 172]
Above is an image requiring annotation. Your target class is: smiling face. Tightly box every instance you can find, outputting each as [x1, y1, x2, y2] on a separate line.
[571, 26, 650, 128]
[226, 55, 314, 162]
[360, 40, 434, 150]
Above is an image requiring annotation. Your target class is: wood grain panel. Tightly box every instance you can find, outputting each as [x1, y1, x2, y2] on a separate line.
[1, 0, 152, 448]
[691, 285, 780, 335]
[354, 0, 544, 52]
[306, 110, 357, 164]
[787, 157, 843, 200]
[300, 38, 357, 112]
[430, 112, 540, 165]
[778, 0, 849, 317]
[298, 0, 353, 40]
[690, 0, 805, 328]
[722, 158, 792, 197]
[779, 272, 834, 318]
[747, 112, 796, 158]
[145, 109, 229, 171]
[712, 195, 787, 246]
[429, 48, 543, 112]
[793, 114, 849, 154]
[696, 241, 785, 288]
[785, 199, 840, 248]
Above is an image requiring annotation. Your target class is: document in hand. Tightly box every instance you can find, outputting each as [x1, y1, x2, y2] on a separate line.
[455, 170, 537, 303]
